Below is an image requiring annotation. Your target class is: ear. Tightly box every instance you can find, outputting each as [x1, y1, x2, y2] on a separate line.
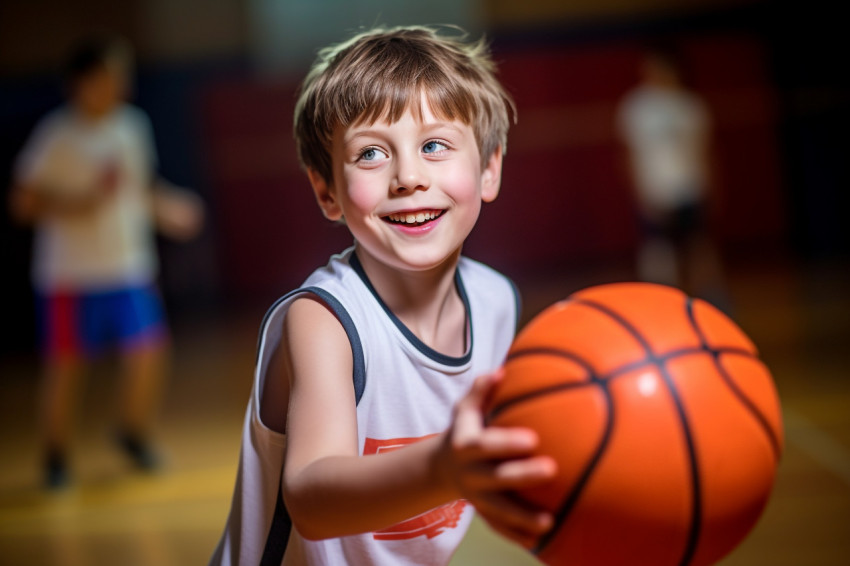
[307, 168, 343, 221]
[480, 145, 503, 203]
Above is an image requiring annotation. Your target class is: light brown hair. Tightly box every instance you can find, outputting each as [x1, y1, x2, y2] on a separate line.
[294, 26, 516, 183]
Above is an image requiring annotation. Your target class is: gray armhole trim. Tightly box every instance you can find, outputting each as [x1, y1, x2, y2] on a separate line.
[256, 285, 366, 405]
[508, 276, 522, 334]
[257, 286, 366, 564]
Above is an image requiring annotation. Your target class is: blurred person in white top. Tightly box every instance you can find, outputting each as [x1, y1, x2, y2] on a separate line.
[9, 34, 203, 489]
[618, 44, 728, 310]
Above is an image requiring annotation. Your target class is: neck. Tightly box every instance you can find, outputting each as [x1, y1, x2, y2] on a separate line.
[645, 76, 681, 91]
[354, 245, 466, 356]
[72, 103, 116, 123]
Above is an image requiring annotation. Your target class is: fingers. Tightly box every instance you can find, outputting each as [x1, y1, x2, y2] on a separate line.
[455, 425, 539, 462]
[494, 455, 558, 488]
[445, 369, 559, 550]
[459, 369, 504, 412]
[461, 454, 557, 493]
[452, 371, 501, 438]
[452, 369, 513, 452]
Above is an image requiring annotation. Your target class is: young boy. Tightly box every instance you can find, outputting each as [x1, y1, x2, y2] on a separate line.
[10, 35, 203, 488]
[211, 26, 555, 565]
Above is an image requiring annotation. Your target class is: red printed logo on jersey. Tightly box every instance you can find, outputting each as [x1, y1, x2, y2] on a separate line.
[364, 436, 468, 541]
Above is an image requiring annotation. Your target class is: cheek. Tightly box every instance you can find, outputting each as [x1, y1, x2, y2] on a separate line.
[441, 162, 482, 202]
[340, 172, 381, 215]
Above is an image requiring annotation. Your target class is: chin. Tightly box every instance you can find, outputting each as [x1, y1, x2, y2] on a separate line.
[397, 249, 462, 272]
[356, 237, 463, 274]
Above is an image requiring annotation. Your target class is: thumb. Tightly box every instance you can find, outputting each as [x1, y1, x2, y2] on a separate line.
[453, 369, 504, 445]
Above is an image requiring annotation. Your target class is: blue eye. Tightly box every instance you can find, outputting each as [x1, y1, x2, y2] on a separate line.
[358, 147, 388, 164]
[423, 141, 448, 154]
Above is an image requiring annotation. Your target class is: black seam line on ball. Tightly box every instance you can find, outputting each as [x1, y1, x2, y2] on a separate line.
[533, 381, 615, 557]
[575, 298, 702, 566]
[606, 345, 756, 380]
[485, 379, 598, 424]
[507, 346, 595, 370]
[599, 344, 756, 379]
[685, 299, 782, 461]
[490, 344, 757, 423]
[487, 347, 600, 423]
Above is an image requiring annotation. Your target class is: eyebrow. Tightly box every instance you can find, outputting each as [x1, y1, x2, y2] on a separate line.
[344, 121, 466, 146]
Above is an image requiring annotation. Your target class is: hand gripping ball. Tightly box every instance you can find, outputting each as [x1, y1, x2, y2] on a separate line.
[484, 283, 783, 566]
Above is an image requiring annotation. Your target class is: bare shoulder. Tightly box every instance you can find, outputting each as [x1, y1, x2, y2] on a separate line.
[284, 294, 354, 397]
[283, 294, 360, 470]
[260, 294, 353, 435]
[285, 294, 349, 349]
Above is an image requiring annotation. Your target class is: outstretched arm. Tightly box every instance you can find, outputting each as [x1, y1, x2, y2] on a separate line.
[8, 180, 110, 224]
[151, 180, 204, 241]
[273, 296, 555, 543]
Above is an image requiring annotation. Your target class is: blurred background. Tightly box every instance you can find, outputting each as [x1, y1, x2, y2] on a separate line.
[0, 0, 847, 565]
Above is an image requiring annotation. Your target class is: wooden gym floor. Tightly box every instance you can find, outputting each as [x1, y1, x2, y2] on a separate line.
[0, 254, 848, 565]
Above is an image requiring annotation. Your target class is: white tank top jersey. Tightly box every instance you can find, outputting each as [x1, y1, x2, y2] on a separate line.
[210, 247, 520, 566]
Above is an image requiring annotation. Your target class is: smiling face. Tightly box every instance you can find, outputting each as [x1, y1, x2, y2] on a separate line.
[307, 96, 502, 275]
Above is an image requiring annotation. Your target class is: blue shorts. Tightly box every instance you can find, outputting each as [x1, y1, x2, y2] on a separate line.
[36, 284, 167, 358]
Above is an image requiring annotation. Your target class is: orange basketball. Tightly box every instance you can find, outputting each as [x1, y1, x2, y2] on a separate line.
[484, 282, 783, 566]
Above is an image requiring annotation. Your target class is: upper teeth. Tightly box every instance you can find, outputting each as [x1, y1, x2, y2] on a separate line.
[388, 211, 439, 224]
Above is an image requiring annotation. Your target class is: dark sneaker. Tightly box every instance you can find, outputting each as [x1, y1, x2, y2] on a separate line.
[116, 432, 161, 472]
[44, 451, 70, 490]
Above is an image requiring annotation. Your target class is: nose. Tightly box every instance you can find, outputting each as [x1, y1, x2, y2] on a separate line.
[391, 152, 429, 195]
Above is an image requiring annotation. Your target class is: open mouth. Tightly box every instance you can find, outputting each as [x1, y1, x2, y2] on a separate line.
[382, 209, 445, 227]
